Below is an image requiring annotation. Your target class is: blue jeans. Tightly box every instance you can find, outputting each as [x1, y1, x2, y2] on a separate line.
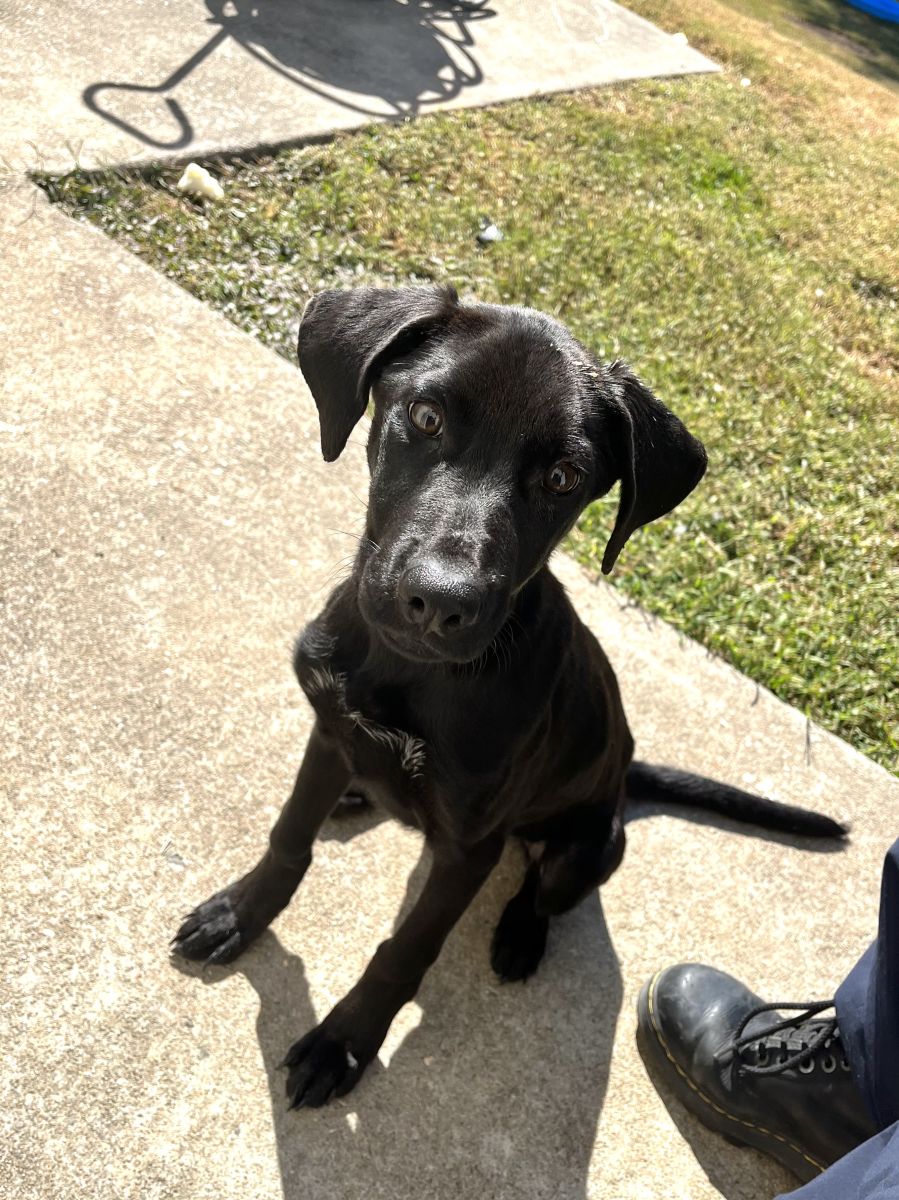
[777, 839, 899, 1199]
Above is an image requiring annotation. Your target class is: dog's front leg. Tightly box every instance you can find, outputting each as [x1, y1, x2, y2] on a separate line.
[171, 721, 349, 965]
[282, 833, 504, 1108]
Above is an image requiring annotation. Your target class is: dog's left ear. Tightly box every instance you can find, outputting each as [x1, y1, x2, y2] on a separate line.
[600, 363, 707, 574]
[298, 285, 459, 462]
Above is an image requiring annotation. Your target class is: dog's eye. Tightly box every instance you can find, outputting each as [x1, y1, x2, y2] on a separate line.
[543, 461, 581, 495]
[408, 401, 444, 437]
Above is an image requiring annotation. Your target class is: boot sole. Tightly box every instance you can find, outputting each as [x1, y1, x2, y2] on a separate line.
[636, 971, 824, 1185]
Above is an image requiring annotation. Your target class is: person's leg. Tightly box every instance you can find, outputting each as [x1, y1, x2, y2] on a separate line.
[774, 1121, 899, 1200]
[637, 838, 899, 1186]
[835, 838, 899, 1130]
[770, 841, 899, 1198]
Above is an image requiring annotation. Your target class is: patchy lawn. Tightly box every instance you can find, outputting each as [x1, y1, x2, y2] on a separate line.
[697, 0, 899, 88]
[37, 0, 898, 771]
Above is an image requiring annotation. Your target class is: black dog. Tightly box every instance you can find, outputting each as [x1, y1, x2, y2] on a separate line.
[173, 286, 845, 1108]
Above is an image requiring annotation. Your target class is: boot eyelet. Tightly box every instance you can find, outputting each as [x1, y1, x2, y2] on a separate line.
[799, 1058, 815, 1074]
[821, 1054, 836, 1073]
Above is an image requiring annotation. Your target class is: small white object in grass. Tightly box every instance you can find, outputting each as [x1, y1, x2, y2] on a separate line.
[740, 77, 752, 88]
[672, 31, 689, 45]
[477, 220, 503, 245]
[176, 162, 225, 202]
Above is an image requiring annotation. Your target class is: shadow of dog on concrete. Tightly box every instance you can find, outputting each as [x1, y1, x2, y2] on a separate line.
[174, 841, 622, 1200]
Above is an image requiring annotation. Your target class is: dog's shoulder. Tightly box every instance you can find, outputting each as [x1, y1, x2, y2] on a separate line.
[294, 578, 361, 674]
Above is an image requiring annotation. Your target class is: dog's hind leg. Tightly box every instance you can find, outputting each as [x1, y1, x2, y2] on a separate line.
[535, 813, 625, 916]
[171, 722, 349, 966]
[490, 860, 548, 983]
[490, 813, 625, 983]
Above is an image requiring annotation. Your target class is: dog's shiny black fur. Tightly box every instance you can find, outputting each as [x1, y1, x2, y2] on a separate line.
[172, 287, 846, 1109]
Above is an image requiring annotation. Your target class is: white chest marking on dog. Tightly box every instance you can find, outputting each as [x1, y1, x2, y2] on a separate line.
[301, 664, 426, 779]
[348, 711, 426, 780]
[303, 665, 343, 698]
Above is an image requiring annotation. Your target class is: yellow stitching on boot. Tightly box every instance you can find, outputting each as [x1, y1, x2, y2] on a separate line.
[646, 969, 826, 1174]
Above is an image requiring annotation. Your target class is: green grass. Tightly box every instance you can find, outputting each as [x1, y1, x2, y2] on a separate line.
[36, 0, 899, 771]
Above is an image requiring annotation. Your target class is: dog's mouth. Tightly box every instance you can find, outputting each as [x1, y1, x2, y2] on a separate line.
[375, 624, 491, 666]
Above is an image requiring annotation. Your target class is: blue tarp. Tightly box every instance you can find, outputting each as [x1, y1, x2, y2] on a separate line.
[844, 0, 899, 22]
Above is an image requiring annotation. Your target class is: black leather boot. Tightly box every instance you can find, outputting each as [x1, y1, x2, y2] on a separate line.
[637, 963, 878, 1183]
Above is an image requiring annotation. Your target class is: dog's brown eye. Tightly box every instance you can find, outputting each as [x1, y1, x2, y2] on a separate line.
[543, 462, 581, 495]
[408, 401, 443, 437]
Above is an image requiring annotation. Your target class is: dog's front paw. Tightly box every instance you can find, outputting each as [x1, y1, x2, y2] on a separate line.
[282, 1024, 368, 1108]
[171, 887, 249, 967]
[490, 895, 549, 983]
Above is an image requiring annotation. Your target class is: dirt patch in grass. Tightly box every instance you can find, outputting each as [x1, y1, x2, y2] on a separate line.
[36, 2, 898, 771]
[790, 17, 883, 64]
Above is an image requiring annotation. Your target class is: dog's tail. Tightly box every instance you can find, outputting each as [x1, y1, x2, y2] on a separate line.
[625, 761, 848, 838]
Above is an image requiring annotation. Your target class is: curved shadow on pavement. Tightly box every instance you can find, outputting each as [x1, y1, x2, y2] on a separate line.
[83, 0, 495, 152]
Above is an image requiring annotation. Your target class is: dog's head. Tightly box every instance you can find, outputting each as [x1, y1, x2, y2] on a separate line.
[299, 286, 706, 665]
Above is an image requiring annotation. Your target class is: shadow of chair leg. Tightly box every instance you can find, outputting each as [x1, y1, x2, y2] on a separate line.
[81, 28, 232, 149]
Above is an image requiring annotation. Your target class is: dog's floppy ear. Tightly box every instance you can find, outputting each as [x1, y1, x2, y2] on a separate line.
[298, 285, 458, 462]
[600, 363, 707, 574]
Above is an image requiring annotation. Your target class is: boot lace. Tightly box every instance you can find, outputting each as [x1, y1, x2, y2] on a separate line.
[717, 1001, 850, 1077]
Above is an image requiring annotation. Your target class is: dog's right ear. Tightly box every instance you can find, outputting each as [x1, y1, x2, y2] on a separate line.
[298, 286, 459, 462]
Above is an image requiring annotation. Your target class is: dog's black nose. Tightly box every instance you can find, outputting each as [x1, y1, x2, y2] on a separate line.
[399, 560, 481, 636]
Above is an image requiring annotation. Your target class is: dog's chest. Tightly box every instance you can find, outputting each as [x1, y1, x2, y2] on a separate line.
[298, 660, 428, 801]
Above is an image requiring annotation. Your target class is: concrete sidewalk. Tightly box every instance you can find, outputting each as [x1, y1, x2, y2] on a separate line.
[2, 183, 897, 1200]
[1, 0, 716, 174]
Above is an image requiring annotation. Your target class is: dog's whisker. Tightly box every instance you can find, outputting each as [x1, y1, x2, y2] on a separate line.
[502, 626, 514, 671]
[324, 525, 366, 544]
[310, 554, 358, 602]
[507, 609, 529, 644]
